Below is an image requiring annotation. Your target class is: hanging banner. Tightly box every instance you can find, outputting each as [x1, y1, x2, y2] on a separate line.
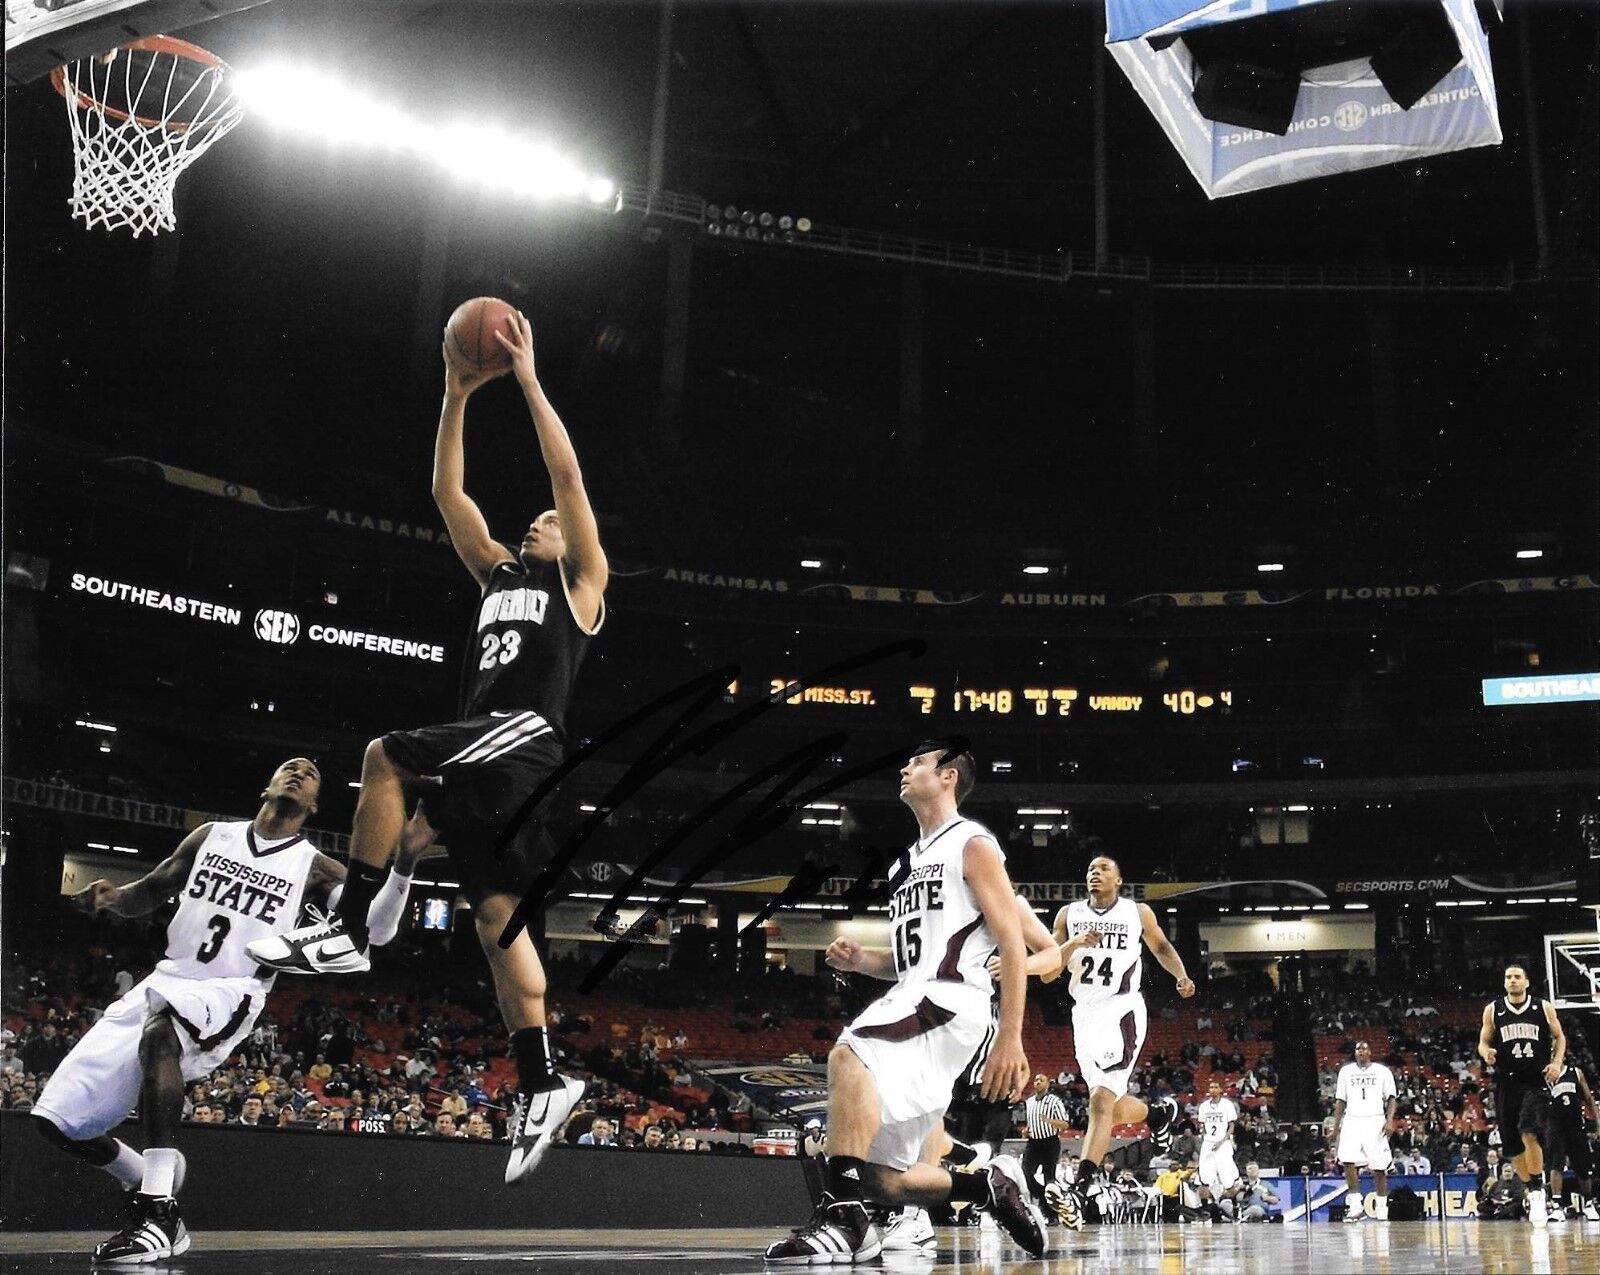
[31, 429, 1589, 613]
[1105, 0, 1502, 198]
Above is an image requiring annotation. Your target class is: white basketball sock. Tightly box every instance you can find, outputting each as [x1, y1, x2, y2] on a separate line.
[367, 867, 413, 947]
[1346, 1191, 1362, 1213]
[106, 1139, 145, 1189]
[141, 1146, 180, 1199]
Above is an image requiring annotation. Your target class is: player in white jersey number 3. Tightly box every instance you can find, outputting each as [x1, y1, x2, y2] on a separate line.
[31, 759, 345, 1264]
[764, 741, 1047, 1264]
[1050, 855, 1192, 1228]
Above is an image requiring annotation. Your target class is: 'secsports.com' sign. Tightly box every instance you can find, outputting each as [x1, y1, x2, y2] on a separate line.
[68, 570, 444, 665]
[1482, 673, 1600, 706]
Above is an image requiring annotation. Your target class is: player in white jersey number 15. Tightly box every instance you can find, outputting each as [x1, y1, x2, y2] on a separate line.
[31, 759, 346, 1265]
[763, 741, 1047, 1263]
[1050, 855, 1193, 1227]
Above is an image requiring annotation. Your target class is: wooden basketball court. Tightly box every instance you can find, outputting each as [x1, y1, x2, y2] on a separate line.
[3, 1222, 1598, 1274]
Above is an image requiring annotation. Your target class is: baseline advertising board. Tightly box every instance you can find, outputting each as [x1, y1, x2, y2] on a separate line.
[1280, 1174, 1480, 1221]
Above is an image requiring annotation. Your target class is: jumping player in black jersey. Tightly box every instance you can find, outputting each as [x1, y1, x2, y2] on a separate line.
[251, 311, 606, 1184]
[1477, 963, 1567, 1228]
[1544, 1061, 1598, 1222]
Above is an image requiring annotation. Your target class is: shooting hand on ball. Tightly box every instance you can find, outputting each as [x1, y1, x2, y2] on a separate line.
[442, 336, 506, 398]
[492, 311, 539, 387]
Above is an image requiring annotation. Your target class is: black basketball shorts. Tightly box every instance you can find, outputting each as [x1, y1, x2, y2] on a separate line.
[1496, 1078, 1550, 1142]
[382, 709, 564, 897]
[1544, 1119, 1597, 1176]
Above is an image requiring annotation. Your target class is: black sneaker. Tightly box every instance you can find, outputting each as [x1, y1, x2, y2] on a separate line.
[984, 1155, 1048, 1256]
[1145, 1096, 1178, 1151]
[763, 1195, 882, 1264]
[91, 1193, 190, 1264]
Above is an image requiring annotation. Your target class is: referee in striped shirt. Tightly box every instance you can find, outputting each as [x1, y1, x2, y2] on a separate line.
[1023, 1073, 1071, 1209]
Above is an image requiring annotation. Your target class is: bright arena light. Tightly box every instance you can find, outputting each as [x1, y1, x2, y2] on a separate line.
[234, 61, 617, 210]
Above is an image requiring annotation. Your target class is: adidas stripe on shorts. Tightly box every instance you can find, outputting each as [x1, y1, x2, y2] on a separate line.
[382, 710, 563, 896]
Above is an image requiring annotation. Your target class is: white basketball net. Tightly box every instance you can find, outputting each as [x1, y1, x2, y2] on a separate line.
[56, 42, 244, 237]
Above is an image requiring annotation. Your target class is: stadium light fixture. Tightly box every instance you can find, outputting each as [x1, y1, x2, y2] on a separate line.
[1515, 549, 1543, 560]
[1257, 562, 1284, 573]
[800, 559, 823, 570]
[75, 718, 117, 732]
[1022, 565, 1050, 576]
[234, 62, 616, 212]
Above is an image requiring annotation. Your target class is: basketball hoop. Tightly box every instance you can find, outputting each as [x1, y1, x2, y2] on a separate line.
[49, 35, 244, 236]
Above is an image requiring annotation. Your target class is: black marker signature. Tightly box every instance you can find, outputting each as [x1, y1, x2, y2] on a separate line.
[576, 731, 973, 991]
[492, 639, 928, 962]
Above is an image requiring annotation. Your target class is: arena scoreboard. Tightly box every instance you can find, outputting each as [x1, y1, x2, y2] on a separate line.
[768, 675, 1234, 722]
[908, 685, 1234, 716]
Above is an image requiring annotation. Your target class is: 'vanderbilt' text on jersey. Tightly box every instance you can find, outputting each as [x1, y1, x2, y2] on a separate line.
[161, 822, 321, 982]
[1490, 995, 1553, 1081]
[884, 816, 1004, 1009]
[1062, 895, 1144, 1006]
[461, 554, 603, 732]
[1548, 1066, 1588, 1129]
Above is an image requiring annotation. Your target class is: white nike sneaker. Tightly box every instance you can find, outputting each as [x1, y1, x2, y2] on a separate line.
[505, 1076, 585, 1184]
[246, 919, 370, 975]
[880, 1206, 936, 1252]
[1546, 1204, 1567, 1225]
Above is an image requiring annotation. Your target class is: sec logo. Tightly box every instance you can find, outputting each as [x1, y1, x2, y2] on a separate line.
[1334, 102, 1367, 132]
[254, 609, 301, 645]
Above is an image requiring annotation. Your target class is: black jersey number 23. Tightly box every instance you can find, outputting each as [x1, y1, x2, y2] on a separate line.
[479, 631, 523, 670]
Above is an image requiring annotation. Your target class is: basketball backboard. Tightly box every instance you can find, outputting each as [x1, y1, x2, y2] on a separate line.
[4, 0, 270, 87]
[1545, 929, 1600, 1013]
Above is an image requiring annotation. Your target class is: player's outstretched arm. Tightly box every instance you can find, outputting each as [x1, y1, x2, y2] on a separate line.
[1543, 1002, 1567, 1083]
[1137, 902, 1195, 997]
[1476, 1003, 1497, 1066]
[986, 898, 1066, 982]
[72, 823, 213, 917]
[824, 935, 895, 981]
[435, 338, 516, 589]
[1576, 1069, 1600, 1134]
[495, 312, 609, 625]
[306, 853, 348, 909]
[966, 835, 1029, 1102]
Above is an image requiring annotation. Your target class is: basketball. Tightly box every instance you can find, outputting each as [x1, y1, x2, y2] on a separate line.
[445, 296, 517, 373]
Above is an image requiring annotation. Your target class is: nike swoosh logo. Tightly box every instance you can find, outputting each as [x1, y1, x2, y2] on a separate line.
[490, 711, 516, 718]
[313, 944, 348, 962]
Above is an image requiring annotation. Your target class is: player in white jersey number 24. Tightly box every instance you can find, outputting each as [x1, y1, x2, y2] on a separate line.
[1049, 855, 1193, 1228]
[31, 759, 347, 1265]
[763, 741, 1047, 1264]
